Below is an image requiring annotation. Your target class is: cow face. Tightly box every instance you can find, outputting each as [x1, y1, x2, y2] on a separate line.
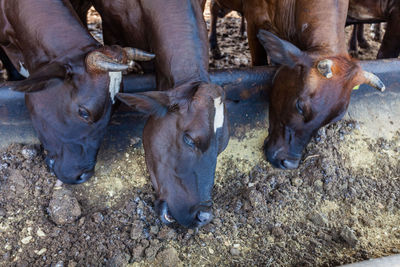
[7, 46, 154, 184]
[258, 30, 385, 169]
[117, 83, 229, 228]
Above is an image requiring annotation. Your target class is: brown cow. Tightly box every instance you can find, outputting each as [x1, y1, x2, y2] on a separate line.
[240, 0, 385, 169]
[0, 0, 154, 183]
[81, 0, 229, 228]
[347, 0, 400, 58]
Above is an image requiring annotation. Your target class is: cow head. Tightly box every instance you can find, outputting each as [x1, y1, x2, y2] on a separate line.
[117, 82, 229, 228]
[6, 46, 154, 184]
[258, 30, 385, 169]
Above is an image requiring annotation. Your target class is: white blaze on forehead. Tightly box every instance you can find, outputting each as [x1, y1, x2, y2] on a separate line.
[108, 71, 122, 104]
[213, 96, 224, 133]
[19, 61, 30, 78]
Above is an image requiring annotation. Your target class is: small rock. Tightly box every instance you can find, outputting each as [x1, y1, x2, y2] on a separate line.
[0, 208, 6, 217]
[340, 226, 358, 247]
[314, 180, 324, 191]
[271, 226, 284, 239]
[150, 225, 159, 235]
[36, 228, 46, 238]
[308, 212, 328, 226]
[92, 212, 104, 224]
[156, 247, 181, 267]
[291, 177, 303, 187]
[48, 188, 81, 225]
[130, 220, 145, 240]
[21, 236, 33, 244]
[248, 189, 265, 208]
[21, 146, 37, 160]
[67, 261, 77, 267]
[51, 261, 64, 267]
[35, 248, 47, 255]
[230, 247, 240, 256]
[145, 240, 162, 260]
[131, 245, 145, 261]
[158, 226, 177, 240]
[106, 253, 130, 267]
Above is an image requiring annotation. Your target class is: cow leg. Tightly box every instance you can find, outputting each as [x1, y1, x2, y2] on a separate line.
[377, 13, 400, 59]
[349, 25, 358, 57]
[209, 0, 224, 59]
[247, 22, 268, 66]
[371, 23, 381, 41]
[0, 47, 24, 81]
[357, 24, 370, 49]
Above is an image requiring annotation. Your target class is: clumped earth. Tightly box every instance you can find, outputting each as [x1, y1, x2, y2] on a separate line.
[1, 2, 399, 267]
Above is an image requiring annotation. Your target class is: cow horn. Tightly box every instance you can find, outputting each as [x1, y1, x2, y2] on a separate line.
[124, 48, 155, 61]
[317, 59, 333, 79]
[363, 71, 386, 92]
[86, 51, 129, 72]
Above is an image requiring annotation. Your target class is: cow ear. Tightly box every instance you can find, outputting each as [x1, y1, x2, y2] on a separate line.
[4, 62, 67, 93]
[257, 29, 310, 68]
[116, 91, 171, 117]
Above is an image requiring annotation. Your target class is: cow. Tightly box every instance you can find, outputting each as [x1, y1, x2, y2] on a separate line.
[347, 0, 400, 58]
[222, 0, 385, 169]
[0, 0, 154, 183]
[349, 24, 371, 56]
[78, 0, 229, 228]
[208, 0, 246, 59]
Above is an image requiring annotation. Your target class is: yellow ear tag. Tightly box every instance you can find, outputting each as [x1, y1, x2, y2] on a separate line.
[353, 85, 360, 90]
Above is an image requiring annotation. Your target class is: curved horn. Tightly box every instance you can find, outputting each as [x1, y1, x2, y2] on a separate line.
[123, 47, 155, 61]
[317, 59, 333, 79]
[86, 51, 129, 72]
[363, 71, 386, 92]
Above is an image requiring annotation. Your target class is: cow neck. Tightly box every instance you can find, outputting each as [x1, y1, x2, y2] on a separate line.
[264, 0, 349, 57]
[140, 0, 210, 91]
[0, 0, 99, 71]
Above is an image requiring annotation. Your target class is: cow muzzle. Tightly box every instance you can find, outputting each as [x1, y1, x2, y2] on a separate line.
[157, 200, 213, 228]
[264, 140, 301, 170]
[45, 156, 95, 184]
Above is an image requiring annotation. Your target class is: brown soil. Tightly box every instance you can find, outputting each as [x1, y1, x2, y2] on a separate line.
[0, 2, 399, 266]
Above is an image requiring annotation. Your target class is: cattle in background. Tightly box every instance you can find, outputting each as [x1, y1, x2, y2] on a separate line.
[347, 0, 400, 58]
[83, 0, 229, 228]
[208, 0, 246, 59]
[231, 0, 385, 169]
[349, 24, 372, 56]
[0, 0, 154, 183]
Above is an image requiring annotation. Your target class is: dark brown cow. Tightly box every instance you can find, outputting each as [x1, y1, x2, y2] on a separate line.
[0, 0, 154, 183]
[349, 24, 372, 56]
[347, 0, 400, 58]
[237, 0, 385, 169]
[85, 0, 229, 228]
[208, 0, 246, 59]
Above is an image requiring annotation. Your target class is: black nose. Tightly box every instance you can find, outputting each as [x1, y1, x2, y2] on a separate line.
[75, 170, 94, 184]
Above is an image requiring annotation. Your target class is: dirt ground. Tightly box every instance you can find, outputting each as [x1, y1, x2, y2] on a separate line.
[0, 2, 399, 266]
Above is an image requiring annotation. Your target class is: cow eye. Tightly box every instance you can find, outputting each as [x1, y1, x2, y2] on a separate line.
[183, 133, 195, 148]
[296, 99, 304, 115]
[78, 107, 91, 121]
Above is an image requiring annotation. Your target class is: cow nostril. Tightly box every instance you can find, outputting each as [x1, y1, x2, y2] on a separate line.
[76, 170, 94, 184]
[282, 159, 300, 170]
[196, 210, 213, 224]
[45, 157, 55, 172]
